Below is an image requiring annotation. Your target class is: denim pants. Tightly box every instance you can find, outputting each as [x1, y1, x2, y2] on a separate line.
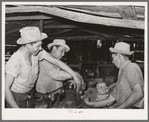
[6, 87, 35, 108]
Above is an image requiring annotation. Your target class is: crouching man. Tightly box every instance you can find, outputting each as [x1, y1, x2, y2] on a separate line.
[84, 42, 144, 109]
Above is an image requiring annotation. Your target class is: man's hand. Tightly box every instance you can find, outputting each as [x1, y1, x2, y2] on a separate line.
[74, 76, 82, 91]
[84, 97, 90, 105]
[68, 79, 77, 89]
[68, 72, 85, 91]
[67, 74, 82, 90]
[75, 72, 85, 91]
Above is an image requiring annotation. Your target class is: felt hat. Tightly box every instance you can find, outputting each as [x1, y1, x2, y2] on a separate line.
[109, 42, 134, 55]
[47, 39, 70, 52]
[17, 26, 47, 45]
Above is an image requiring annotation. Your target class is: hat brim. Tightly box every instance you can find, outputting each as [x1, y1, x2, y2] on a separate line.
[47, 43, 70, 52]
[17, 33, 47, 45]
[109, 47, 134, 55]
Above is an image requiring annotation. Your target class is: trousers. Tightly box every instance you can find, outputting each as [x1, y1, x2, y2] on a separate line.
[6, 87, 35, 108]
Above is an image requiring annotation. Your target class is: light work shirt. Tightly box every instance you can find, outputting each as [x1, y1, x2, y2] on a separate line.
[5, 48, 46, 93]
[110, 60, 144, 108]
[36, 60, 72, 94]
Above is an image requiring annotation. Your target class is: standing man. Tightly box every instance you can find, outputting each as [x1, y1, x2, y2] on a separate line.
[5, 26, 81, 108]
[35, 39, 85, 108]
[84, 42, 144, 109]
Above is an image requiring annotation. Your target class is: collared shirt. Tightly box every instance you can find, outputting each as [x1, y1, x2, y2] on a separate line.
[5, 48, 46, 93]
[36, 60, 72, 94]
[110, 60, 144, 108]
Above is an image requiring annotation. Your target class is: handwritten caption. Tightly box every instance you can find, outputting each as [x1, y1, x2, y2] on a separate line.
[68, 110, 83, 114]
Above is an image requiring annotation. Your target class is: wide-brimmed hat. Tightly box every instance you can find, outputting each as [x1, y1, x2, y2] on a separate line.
[47, 39, 70, 52]
[17, 26, 48, 45]
[109, 42, 134, 55]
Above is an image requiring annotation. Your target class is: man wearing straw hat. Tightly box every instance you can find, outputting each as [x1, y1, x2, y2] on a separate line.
[84, 42, 144, 109]
[35, 39, 85, 108]
[5, 26, 81, 108]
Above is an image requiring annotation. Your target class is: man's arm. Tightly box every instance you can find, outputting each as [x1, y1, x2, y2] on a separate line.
[43, 52, 82, 89]
[41, 61, 73, 81]
[117, 84, 144, 109]
[5, 73, 19, 108]
[84, 95, 115, 108]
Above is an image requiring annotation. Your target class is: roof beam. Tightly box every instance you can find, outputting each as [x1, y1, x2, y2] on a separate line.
[49, 35, 102, 41]
[44, 24, 81, 29]
[49, 35, 142, 41]
[116, 5, 137, 20]
[80, 28, 123, 39]
[6, 20, 50, 35]
[55, 5, 122, 18]
[6, 15, 54, 21]
[48, 29, 73, 37]
[55, 5, 144, 19]
[80, 28, 143, 41]
[6, 6, 144, 29]
[79, 29, 106, 38]
[13, 21, 26, 26]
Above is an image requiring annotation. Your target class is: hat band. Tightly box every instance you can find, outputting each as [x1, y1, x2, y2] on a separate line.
[113, 49, 133, 55]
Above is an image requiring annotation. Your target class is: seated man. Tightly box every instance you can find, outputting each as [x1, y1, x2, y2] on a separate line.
[35, 39, 84, 108]
[84, 42, 144, 109]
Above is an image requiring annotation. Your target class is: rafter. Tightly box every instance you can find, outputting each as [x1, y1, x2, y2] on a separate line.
[44, 24, 81, 29]
[6, 21, 51, 35]
[6, 6, 144, 29]
[6, 15, 54, 21]
[49, 35, 143, 41]
[48, 29, 73, 37]
[116, 5, 137, 20]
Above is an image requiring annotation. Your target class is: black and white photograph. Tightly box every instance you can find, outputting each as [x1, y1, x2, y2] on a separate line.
[2, 1, 148, 120]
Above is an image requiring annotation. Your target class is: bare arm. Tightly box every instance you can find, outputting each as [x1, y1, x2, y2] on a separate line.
[5, 73, 19, 108]
[84, 95, 115, 108]
[40, 61, 73, 81]
[43, 52, 81, 89]
[117, 84, 144, 109]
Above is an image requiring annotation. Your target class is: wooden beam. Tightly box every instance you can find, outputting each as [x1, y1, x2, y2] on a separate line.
[11, 34, 19, 37]
[55, 5, 144, 19]
[80, 28, 144, 39]
[44, 24, 81, 29]
[55, 5, 122, 18]
[116, 5, 137, 20]
[79, 29, 106, 38]
[80, 29, 121, 39]
[6, 6, 144, 29]
[48, 35, 102, 41]
[48, 29, 73, 37]
[6, 26, 25, 35]
[39, 20, 43, 32]
[54, 5, 118, 13]
[6, 15, 54, 21]
[49, 35, 143, 42]
[13, 21, 26, 26]
[6, 21, 51, 35]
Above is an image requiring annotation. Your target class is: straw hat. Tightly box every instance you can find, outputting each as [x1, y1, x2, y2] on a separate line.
[47, 39, 70, 52]
[17, 26, 47, 45]
[109, 42, 134, 55]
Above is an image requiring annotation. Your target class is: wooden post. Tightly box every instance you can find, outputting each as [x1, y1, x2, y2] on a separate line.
[96, 61, 100, 78]
[39, 20, 43, 32]
[78, 55, 82, 70]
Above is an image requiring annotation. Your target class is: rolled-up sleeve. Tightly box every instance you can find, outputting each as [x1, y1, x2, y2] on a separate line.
[38, 49, 47, 61]
[5, 54, 20, 77]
